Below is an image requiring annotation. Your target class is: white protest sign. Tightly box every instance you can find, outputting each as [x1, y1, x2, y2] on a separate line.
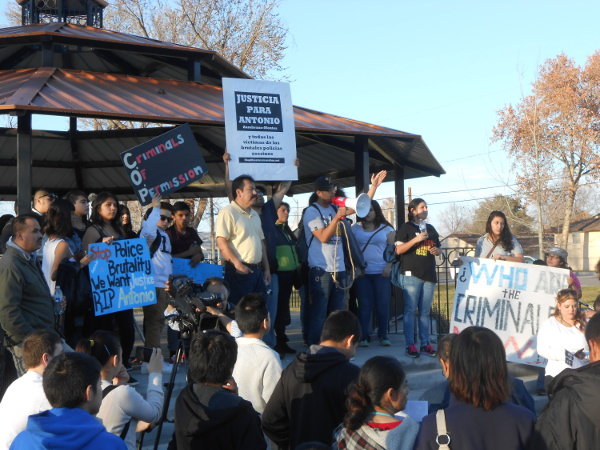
[222, 78, 298, 181]
[450, 257, 569, 366]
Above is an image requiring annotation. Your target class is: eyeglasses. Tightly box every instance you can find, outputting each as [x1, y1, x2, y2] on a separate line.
[38, 193, 57, 200]
[160, 215, 173, 223]
[558, 289, 578, 297]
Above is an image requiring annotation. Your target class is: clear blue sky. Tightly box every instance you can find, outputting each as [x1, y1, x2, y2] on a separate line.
[2, 0, 600, 229]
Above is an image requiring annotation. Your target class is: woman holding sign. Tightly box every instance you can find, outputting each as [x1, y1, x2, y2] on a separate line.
[475, 211, 525, 263]
[537, 289, 589, 387]
[82, 192, 136, 375]
[394, 198, 441, 358]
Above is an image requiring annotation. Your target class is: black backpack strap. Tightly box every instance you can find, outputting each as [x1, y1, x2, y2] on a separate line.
[102, 385, 132, 440]
[149, 229, 161, 258]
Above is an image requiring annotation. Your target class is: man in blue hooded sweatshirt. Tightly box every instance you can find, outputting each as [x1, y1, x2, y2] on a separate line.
[10, 352, 126, 450]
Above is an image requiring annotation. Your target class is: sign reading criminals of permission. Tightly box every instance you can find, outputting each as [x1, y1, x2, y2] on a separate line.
[88, 238, 156, 316]
[120, 123, 208, 206]
[449, 257, 569, 366]
[223, 78, 298, 181]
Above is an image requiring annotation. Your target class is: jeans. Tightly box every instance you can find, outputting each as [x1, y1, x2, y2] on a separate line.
[275, 271, 294, 339]
[355, 274, 391, 340]
[263, 273, 278, 348]
[400, 274, 435, 346]
[223, 264, 266, 306]
[307, 267, 347, 345]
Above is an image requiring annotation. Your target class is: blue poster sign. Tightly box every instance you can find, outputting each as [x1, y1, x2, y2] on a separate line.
[88, 238, 156, 316]
[172, 258, 223, 284]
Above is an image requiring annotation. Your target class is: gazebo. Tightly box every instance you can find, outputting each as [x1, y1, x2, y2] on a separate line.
[0, 0, 445, 225]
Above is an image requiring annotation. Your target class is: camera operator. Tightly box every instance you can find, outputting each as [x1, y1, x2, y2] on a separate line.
[164, 277, 241, 338]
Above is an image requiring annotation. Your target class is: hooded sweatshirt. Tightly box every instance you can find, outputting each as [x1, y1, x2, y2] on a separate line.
[529, 360, 600, 449]
[10, 407, 126, 450]
[169, 384, 265, 450]
[262, 345, 360, 449]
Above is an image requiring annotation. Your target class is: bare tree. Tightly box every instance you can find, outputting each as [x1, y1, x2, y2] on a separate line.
[493, 53, 600, 250]
[437, 203, 473, 237]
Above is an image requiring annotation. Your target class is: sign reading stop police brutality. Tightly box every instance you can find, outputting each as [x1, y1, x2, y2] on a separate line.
[88, 238, 156, 316]
[120, 124, 208, 206]
[450, 257, 569, 366]
[222, 78, 298, 181]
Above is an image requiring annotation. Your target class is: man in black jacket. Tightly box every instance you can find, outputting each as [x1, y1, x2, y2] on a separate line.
[262, 310, 361, 448]
[530, 312, 600, 449]
[169, 330, 265, 450]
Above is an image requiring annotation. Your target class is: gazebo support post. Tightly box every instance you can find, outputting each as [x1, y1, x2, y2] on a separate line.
[354, 135, 369, 196]
[394, 165, 405, 227]
[16, 112, 32, 215]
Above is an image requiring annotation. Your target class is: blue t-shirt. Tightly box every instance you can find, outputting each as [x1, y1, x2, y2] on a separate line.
[303, 203, 344, 273]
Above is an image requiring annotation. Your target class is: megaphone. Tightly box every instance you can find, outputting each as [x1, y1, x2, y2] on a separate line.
[332, 193, 371, 218]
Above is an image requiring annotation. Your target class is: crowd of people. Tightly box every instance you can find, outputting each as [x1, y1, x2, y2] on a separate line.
[0, 166, 599, 449]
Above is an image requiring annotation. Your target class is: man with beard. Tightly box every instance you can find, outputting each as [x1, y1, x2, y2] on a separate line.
[216, 175, 270, 305]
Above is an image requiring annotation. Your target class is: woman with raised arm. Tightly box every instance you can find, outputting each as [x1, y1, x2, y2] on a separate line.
[394, 198, 441, 358]
[475, 211, 524, 263]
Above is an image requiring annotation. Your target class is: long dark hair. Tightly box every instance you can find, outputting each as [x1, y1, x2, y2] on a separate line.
[484, 211, 514, 252]
[357, 200, 393, 229]
[343, 356, 406, 431]
[449, 327, 510, 410]
[44, 199, 74, 239]
[90, 192, 122, 233]
[119, 204, 136, 239]
[278, 202, 297, 242]
[76, 330, 121, 368]
[407, 198, 426, 223]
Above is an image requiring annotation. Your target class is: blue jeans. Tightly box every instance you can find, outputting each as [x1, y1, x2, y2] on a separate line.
[223, 264, 265, 306]
[355, 274, 391, 340]
[400, 274, 435, 346]
[263, 273, 278, 348]
[307, 267, 347, 345]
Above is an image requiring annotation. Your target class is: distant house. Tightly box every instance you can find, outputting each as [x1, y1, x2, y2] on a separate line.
[441, 234, 479, 259]
[554, 215, 600, 271]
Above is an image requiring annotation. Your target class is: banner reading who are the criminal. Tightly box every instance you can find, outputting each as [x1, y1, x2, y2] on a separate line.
[450, 257, 569, 366]
[222, 78, 298, 181]
[120, 123, 208, 206]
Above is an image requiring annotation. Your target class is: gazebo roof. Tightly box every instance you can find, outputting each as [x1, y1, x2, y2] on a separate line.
[0, 22, 444, 201]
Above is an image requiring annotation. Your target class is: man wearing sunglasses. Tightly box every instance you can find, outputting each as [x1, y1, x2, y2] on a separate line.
[31, 190, 56, 229]
[139, 195, 174, 373]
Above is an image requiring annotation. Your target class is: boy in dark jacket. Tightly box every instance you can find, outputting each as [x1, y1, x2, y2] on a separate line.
[168, 330, 265, 450]
[262, 310, 361, 448]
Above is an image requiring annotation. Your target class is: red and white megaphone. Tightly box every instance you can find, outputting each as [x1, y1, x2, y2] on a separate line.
[332, 193, 371, 218]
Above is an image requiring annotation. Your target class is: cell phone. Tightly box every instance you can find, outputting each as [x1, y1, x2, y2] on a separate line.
[135, 346, 153, 363]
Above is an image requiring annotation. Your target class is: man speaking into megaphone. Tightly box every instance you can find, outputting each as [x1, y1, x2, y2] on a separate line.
[302, 172, 386, 345]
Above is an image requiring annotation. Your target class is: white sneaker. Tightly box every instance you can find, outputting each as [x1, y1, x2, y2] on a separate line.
[141, 362, 149, 374]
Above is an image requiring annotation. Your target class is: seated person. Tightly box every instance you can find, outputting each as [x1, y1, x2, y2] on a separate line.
[168, 330, 266, 449]
[232, 294, 282, 414]
[11, 352, 126, 450]
[419, 334, 535, 415]
[0, 329, 62, 449]
[77, 330, 164, 449]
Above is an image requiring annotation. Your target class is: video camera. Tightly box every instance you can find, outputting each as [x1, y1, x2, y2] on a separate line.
[166, 274, 226, 333]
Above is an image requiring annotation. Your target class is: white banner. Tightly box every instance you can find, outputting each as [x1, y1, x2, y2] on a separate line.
[450, 257, 569, 366]
[223, 78, 298, 181]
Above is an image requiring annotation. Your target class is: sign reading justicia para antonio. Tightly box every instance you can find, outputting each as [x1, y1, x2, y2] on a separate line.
[223, 78, 298, 182]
